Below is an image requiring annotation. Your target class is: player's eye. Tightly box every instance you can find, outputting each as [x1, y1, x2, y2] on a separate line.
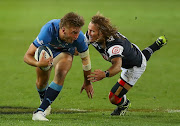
[90, 30, 95, 33]
[72, 31, 78, 34]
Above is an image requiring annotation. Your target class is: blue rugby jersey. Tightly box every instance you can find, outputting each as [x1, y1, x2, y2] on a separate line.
[33, 19, 88, 57]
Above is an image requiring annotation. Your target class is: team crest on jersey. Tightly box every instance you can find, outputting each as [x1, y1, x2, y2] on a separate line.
[112, 46, 120, 54]
[108, 45, 124, 58]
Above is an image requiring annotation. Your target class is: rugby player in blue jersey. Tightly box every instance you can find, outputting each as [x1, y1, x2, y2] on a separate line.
[24, 12, 94, 121]
[86, 13, 167, 116]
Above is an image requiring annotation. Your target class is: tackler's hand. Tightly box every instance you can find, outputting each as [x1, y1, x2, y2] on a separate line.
[87, 69, 106, 82]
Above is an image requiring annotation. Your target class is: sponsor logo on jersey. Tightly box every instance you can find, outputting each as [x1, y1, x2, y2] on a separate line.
[107, 36, 115, 42]
[36, 37, 44, 45]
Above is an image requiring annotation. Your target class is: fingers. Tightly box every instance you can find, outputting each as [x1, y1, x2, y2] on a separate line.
[87, 70, 99, 77]
[88, 78, 98, 82]
[39, 51, 45, 61]
[81, 84, 94, 98]
[80, 86, 84, 94]
[39, 52, 53, 67]
[42, 51, 45, 56]
[87, 89, 93, 99]
[94, 69, 101, 72]
[88, 69, 105, 82]
[89, 89, 94, 98]
[87, 91, 90, 98]
[87, 76, 95, 81]
[87, 74, 95, 78]
[82, 87, 91, 98]
[47, 56, 53, 66]
[88, 85, 94, 98]
[47, 56, 53, 61]
[87, 74, 99, 82]
[87, 73, 97, 81]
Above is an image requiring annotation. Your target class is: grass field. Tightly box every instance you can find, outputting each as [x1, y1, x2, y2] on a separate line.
[0, 0, 180, 125]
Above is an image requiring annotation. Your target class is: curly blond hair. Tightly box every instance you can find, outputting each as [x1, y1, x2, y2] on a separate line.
[91, 12, 118, 43]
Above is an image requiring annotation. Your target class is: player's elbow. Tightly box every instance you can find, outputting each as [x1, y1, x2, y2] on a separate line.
[116, 66, 121, 73]
[23, 54, 28, 63]
[23, 53, 31, 65]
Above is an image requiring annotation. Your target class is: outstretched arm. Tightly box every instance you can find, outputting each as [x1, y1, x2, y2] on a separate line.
[79, 49, 94, 98]
[88, 57, 122, 82]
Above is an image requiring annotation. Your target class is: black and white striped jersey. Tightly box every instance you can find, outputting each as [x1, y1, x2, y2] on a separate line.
[85, 32, 143, 69]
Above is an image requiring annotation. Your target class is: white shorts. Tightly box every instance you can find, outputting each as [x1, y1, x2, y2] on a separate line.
[121, 52, 147, 86]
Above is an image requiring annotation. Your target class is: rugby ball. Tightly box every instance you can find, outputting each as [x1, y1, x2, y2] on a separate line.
[34, 46, 53, 71]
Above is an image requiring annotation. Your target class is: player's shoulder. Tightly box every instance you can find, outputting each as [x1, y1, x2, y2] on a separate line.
[106, 32, 128, 47]
[44, 19, 60, 29]
[83, 31, 90, 45]
[41, 19, 60, 35]
[106, 37, 122, 48]
[76, 31, 85, 42]
[46, 19, 60, 25]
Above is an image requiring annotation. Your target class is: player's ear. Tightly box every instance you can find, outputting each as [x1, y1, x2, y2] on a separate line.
[62, 27, 66, 33]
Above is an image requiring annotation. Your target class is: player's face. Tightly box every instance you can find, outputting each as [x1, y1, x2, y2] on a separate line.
[63, 26, 81, 43]
[88, 22, 101, 42]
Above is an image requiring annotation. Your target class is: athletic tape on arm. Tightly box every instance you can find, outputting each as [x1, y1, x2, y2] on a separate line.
[79, 49, 89, 58]
[79, 49, 91, 71]
[82, 63, 91, 71]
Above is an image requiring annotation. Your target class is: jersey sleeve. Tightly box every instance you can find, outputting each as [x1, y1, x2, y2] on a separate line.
[84, 31, 90, 46]
[33, 23, 52, 48]
[73, 31, 88, 53]
[107, 45, 124, 59]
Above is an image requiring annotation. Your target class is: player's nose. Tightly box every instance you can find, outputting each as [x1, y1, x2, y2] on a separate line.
[88, 30, 91, 36]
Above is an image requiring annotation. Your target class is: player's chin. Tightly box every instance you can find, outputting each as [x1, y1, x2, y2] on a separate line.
[89, 39, 95, 43]
[67, 39, 74, 43]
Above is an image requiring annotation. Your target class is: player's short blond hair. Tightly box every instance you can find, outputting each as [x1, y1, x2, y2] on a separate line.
[60, 12, 84, 28]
